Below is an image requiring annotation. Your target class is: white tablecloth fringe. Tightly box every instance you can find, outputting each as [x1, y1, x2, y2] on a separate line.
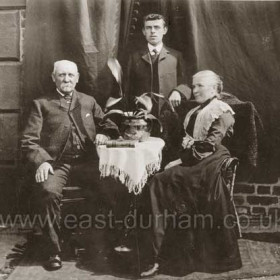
[100, 159, 161, 195]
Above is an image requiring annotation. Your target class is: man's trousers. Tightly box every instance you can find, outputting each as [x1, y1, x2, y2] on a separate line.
[31, 159, 102, 255]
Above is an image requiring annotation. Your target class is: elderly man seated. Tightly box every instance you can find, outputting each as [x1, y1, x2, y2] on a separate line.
[21, 60, 119, 270]
[141, 70, 242, 277]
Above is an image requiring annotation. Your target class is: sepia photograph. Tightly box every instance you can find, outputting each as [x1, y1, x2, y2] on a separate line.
[0, 0, 280, 279]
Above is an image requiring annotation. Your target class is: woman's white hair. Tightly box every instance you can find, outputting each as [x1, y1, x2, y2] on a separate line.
[193, 70, 223, 93]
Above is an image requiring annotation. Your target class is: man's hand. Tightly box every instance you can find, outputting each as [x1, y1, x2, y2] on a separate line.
[35, 162, 54, 183]
[169, 90, 182, 107]
[95, 134, 110, 145]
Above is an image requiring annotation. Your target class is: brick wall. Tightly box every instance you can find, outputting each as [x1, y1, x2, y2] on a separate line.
[234, 179, 280, 232]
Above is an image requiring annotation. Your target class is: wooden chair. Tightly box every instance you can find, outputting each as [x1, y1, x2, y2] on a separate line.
[60, 185, 88, 257]
[221, 157, 242, 237]
[60, 184, 106, 258]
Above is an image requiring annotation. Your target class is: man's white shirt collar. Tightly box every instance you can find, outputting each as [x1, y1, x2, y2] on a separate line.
[148, 43, 163, 55]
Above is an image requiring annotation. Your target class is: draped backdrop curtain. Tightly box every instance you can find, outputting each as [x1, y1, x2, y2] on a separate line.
[23, 0, 280, 180]
[23, 0, 123, 108]
[161, 0, 280, 180]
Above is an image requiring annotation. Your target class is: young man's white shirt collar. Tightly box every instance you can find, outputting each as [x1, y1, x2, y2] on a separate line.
[148, 43, 163, 55]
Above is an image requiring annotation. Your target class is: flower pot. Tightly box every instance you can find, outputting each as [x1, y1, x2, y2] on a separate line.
[121, 118, 151, 141]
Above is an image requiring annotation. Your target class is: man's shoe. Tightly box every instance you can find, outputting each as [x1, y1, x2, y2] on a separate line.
[140, 262, 159, 278]
[44, 255, 62, 271]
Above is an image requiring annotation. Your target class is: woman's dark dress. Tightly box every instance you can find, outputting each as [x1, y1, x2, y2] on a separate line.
[148, 98, 242, 274]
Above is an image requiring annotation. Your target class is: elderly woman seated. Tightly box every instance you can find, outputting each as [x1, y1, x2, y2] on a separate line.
[141, 70, 242, 277]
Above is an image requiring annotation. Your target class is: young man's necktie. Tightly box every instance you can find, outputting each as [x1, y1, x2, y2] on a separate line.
[151, 49, 158, 64]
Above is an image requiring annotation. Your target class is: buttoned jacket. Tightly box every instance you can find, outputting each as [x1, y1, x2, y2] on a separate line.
[21, 90, 119, 169]
[125, 45, 191, 111]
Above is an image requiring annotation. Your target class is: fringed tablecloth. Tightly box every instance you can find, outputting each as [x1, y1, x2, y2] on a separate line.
[97, 137, 165, 195]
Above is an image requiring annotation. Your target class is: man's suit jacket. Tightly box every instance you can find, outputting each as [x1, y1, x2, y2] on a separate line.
[21, 90, 119, 169]
[125, 45, 191, 111]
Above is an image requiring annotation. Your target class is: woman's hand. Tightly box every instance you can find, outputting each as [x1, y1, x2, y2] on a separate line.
[164, 158, 182, 170]
[182, 134, 194, 149]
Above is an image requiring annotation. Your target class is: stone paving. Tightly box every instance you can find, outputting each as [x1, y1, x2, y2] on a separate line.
[1, 226, 280, 280]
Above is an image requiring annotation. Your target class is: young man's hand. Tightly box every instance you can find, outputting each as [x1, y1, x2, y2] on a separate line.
[169, 90, 181, 107]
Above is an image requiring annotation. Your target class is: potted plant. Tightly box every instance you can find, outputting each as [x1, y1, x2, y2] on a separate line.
[104, 58, 162, 142]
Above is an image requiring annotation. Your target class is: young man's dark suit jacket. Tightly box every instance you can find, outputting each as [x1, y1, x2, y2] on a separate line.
[21, 89, 119, 169]
[125, 45, 191, 112]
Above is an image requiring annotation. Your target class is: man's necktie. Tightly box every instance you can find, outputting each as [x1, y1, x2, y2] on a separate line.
[64, 94, 72, 103]
[151, 49, 158, 64]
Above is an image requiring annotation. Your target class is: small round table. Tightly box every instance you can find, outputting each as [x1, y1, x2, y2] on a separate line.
[97, 137, 165, 195]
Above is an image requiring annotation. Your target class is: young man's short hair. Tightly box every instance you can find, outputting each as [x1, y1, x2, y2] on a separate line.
[143, 13, 167, 27]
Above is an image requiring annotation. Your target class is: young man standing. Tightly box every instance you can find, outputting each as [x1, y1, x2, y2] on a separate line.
[125, 13, 191, 116]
